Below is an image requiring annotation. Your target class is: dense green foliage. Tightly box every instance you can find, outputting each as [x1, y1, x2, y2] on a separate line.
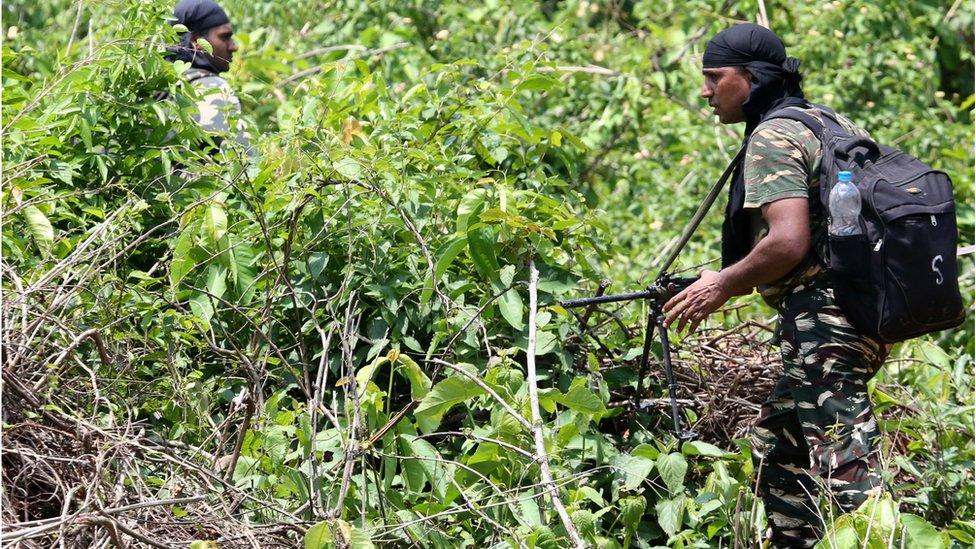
[3, 1, 972, 547]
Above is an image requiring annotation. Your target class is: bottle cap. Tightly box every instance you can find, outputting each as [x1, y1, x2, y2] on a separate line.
[838, 171, 853, 182]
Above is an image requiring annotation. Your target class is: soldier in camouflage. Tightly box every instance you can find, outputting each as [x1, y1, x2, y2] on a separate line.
[169, 0, 249, 151]
[662, 24, 887, 547]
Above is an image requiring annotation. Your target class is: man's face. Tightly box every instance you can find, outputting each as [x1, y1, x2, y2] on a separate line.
[701, 67, 752, 124]
[194, 23, 237, 73]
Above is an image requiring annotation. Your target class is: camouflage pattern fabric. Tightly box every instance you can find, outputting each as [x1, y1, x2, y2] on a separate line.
[743, 107, 869, 307]
[752, 282, 888, 548]
[184, 67, 250, 149]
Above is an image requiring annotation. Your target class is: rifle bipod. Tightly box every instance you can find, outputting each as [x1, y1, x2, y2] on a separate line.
[560, 275, 698, 442]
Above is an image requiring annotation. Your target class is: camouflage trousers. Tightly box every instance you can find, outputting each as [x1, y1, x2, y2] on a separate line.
[751, 284, 888, 548]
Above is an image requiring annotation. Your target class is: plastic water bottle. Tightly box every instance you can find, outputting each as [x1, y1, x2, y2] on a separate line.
[828, 171, 862, 236]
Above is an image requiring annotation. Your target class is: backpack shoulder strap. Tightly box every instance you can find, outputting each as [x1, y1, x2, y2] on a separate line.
[184, 68, 219, 84]
[765, 103, 852, 140]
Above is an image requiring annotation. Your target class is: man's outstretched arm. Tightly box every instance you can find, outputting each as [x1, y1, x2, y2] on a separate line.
[662, 196, 811, 332]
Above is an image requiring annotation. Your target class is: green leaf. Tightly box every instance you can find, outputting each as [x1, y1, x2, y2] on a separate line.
[434, 237, 468, 281]
[613, 453, 655, 491]
[195, 37, 213, 55]
[656, 452, 687, 494]
[498, 287, 524, 330]
[551, 380, 604, 416]
[517, 74, 560, 93]
[815, 522, 859, 549]
[346, 526, 374, 549]
[308, 252, 329, 280]
[619, 495, 646, 531]
[23, 205, 54, 254]
[901, 514, 946, 549]
[333, 157, 361, 179]
[170, 228, 196, 288]
[423, 236, 468, 304]
[491, 146, 509, 163]
[401, 435, 450, 500]
[305, 521, 333, 549]
[681, 440, 731, 458]
[499, 264, 516, 287]
[467, 227, 499, 281]
[456, 188, 487, 232]
[355, 356, 390, 393]
[397, 354, 432, 401]
[415, 375, 486, 432]
[204, 202, 227, 248]
[655, 495, 686, 536]
[205, 264, 227, 299]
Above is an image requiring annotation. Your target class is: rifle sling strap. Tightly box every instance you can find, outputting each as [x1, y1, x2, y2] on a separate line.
[654, 143, 748, 280]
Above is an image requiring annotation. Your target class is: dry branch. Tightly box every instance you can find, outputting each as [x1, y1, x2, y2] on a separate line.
[526, 260, 586, 548]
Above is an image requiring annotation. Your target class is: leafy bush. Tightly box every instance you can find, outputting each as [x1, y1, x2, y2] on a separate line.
[2, 0, 971, 547]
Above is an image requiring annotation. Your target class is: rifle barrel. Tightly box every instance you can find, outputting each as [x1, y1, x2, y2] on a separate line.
[560, 290, 657, 308]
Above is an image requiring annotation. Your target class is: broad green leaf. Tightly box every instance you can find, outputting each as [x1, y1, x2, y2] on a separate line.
[901, 514, 947, 549]
[857, 496, 899, 541]
[23, 205, 54, 254]
[415, 375, 486, 432]
[517, 74, 559, 93]
[682, 440, 731, 458]
[397, 354, 432, 400]
[499, 264, 516, 286]
[613, 453, 655, 491]
[204, 202, 227, 248]
[434, 236, 468, 281]
[570, 509, 596, 539]
[656, 452, 687, 494]
[422, 236, 468, 304]
[205, 264, 227, 299]
[467, 227, 499, 281]
[498, 287, 524, 330]
[456, 187, 487, 232]
[333, 157, 361, 179]
[401, 435, 449, 500]
[334, 519, 374, 549]
[519, 496, 543, 527]
[631, 443, 660, 460]
[655, 495, 686, 536]
[619, 495, 646, 531]
[189, 292, 214, 330]
[551, 381, 604, 416]
[304, 521, 333, 549]
[815, 523, 859, 549]
[308, 252, 328, 280]
[195, 37, 213, 55]
[355, 356, 389, 392]
[170, 227, 196, 288]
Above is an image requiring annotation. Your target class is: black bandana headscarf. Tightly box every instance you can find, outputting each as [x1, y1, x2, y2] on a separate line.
[703, 23, 806, 135]
[704, 24, 811, 268]
[168, 0, 231, 73]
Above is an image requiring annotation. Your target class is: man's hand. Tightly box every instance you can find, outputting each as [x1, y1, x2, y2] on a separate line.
[663, 270, 732, 333]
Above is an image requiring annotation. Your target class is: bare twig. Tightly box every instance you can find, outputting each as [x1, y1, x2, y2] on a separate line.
[525, 261, 586, 548]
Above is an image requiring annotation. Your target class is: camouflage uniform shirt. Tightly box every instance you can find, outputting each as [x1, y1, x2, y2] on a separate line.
[743, 106, 869, 305]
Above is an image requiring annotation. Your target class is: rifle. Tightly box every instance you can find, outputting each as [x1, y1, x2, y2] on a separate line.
[559, 143, 749, 441]
[560, 273, 699, 441]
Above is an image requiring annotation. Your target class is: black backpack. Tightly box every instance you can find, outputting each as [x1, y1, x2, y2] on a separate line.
[769, 104, 965, 343]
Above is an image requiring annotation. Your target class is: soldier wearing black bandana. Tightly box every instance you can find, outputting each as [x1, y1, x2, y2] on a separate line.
[663, 23, 887, 547]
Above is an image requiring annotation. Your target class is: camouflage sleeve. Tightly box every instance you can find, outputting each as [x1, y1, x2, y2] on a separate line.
[743, 118, 818, 209]
[191, 75, 250, 148]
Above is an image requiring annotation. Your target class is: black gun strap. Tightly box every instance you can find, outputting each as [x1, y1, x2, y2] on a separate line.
[655, 143, 748, 280]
